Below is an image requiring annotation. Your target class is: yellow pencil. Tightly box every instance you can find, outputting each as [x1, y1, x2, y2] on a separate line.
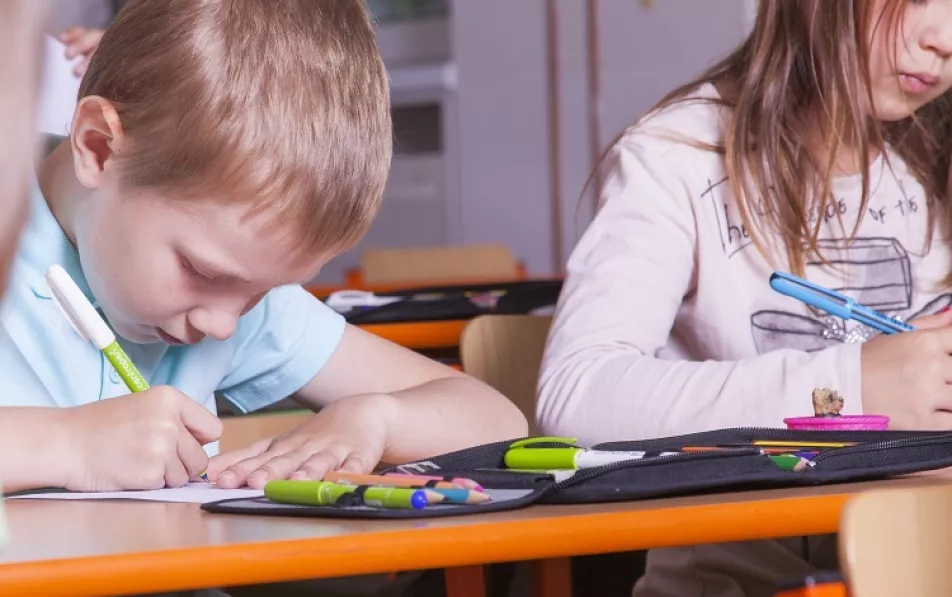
[752, 440, 855, 448]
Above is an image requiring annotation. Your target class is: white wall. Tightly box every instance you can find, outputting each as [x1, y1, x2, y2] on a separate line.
[451, 0, 556, 274]
[316, 1, 755, 283]
[451, 0, 753, 277]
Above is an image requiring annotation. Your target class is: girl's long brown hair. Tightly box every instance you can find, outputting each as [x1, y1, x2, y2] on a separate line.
[626, 0, 952, 276]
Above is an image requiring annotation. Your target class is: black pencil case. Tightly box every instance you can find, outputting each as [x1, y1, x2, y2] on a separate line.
[201, 427, 952, 519]
[339, 279, 562, 324]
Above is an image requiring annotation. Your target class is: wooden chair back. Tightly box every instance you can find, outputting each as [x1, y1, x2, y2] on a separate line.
[356, 244, 522, 285]
[459, 314, 552, 435]
[839, 483, 952, 596]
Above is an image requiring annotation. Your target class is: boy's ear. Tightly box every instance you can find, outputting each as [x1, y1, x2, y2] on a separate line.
[70, 96, 125, 190]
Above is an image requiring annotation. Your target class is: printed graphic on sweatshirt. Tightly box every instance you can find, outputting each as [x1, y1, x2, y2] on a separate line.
[749, 237, 952, 353]
[701, 176, 923, 259]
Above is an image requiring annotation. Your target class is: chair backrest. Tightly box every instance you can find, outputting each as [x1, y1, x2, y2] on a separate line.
[359, 244, 522, 285]
[839, 483, 952, 596]
[459, 314, 552, 435]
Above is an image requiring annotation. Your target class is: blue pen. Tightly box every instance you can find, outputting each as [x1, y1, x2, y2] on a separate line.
[769, 272, 915, 335]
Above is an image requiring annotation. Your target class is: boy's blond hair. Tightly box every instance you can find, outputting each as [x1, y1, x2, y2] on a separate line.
[80, 0, 392, 256]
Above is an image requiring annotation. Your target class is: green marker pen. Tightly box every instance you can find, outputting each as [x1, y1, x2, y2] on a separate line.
[47, 265, 151, 392]
[265, 480, 429, 510]
[46, 265, 207, 480]
[504, 446, 679, 470]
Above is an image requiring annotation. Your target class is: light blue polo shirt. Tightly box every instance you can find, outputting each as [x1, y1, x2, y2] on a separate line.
[0, 180, 346, 453]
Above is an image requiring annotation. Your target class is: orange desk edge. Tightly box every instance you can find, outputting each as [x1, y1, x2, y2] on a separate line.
[359, 320, 468, 350]
[0, 483, 905, 597]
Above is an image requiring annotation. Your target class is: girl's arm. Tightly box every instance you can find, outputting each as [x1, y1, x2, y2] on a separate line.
[537, 140, 862, 445]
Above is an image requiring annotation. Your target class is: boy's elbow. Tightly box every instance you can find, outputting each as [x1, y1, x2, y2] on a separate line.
[496, 396, 530, 438]
[459, 376, 529, 439]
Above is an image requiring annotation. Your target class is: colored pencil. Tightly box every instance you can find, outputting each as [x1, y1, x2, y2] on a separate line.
[325, 471, 464, 491]
[427, 487, 492, 504]
[385, 473, 484, 492]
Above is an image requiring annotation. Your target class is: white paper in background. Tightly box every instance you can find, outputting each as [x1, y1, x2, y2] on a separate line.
[7, 483, 264, 504]
[38, 36, 83, 135]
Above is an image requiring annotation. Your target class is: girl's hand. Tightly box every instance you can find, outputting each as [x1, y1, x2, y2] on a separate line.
[861, 309, 952, 430]
[207, 394, 395, 489]
[58, 27, 105, 77]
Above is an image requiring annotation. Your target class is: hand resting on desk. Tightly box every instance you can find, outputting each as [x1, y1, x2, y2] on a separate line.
[207, 324, 528, 489]
[207, 394, 388, 489]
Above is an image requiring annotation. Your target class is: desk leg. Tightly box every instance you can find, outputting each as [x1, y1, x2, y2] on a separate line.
[531, 557, 573, 597]
[445, 565, 488, 597]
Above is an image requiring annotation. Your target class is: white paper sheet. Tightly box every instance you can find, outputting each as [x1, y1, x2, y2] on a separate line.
[8, 483, 264, 504]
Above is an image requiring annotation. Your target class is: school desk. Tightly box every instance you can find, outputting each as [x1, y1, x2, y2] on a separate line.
[360, 319, 470, 350]
[1, 475, 950, 597]
[311, 279, 562, 351]
[307, 273, 542, 297]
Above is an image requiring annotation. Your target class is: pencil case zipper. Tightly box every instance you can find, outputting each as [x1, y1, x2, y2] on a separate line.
[551, 448, 763, 491]
[805, 431, 952, 470]
[567, 428, 952, 484]
[591, 426, 950, 454]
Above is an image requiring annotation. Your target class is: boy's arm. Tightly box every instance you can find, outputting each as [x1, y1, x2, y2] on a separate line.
[294, 324, 529, 463]
[209, 319, 528, 488]
[0, 391, 220, 493]
[0, 408, 71, 492]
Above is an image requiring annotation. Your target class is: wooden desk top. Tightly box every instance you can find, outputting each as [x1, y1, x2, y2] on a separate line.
[2, 476, 949, 597]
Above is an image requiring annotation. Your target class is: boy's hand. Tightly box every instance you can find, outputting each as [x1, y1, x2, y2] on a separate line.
[861, 309, 952, 430]
[208, 394, 395, 489]
[58, 27, 105, 77]
[62, 386, 222, 492]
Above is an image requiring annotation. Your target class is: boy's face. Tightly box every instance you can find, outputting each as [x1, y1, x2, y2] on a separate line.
[74, 177, 329, 345]
[868, 0, 952, 121]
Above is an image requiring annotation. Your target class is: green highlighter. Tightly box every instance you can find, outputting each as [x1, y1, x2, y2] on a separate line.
[46, 265, 209, 480]
[265, 480, 429, 510]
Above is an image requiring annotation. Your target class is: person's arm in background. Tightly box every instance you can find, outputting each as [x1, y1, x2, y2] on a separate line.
[0, 1, 57, 492]
[58, 27, 103, 77]
[0, 4, 222, 495]
[535, 137, 952, 447]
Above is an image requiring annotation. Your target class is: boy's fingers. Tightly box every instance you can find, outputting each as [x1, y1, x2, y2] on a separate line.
[291, 451, 343, 482]
[164, 452, 190, 489]
[337, 452, 373, 474]
[206, 438, 271, 479]
[247, 450, 314, 488]
[177, 398, 223, 445]
[218, 442, 297, 488]
[178, 428, 210, 481]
